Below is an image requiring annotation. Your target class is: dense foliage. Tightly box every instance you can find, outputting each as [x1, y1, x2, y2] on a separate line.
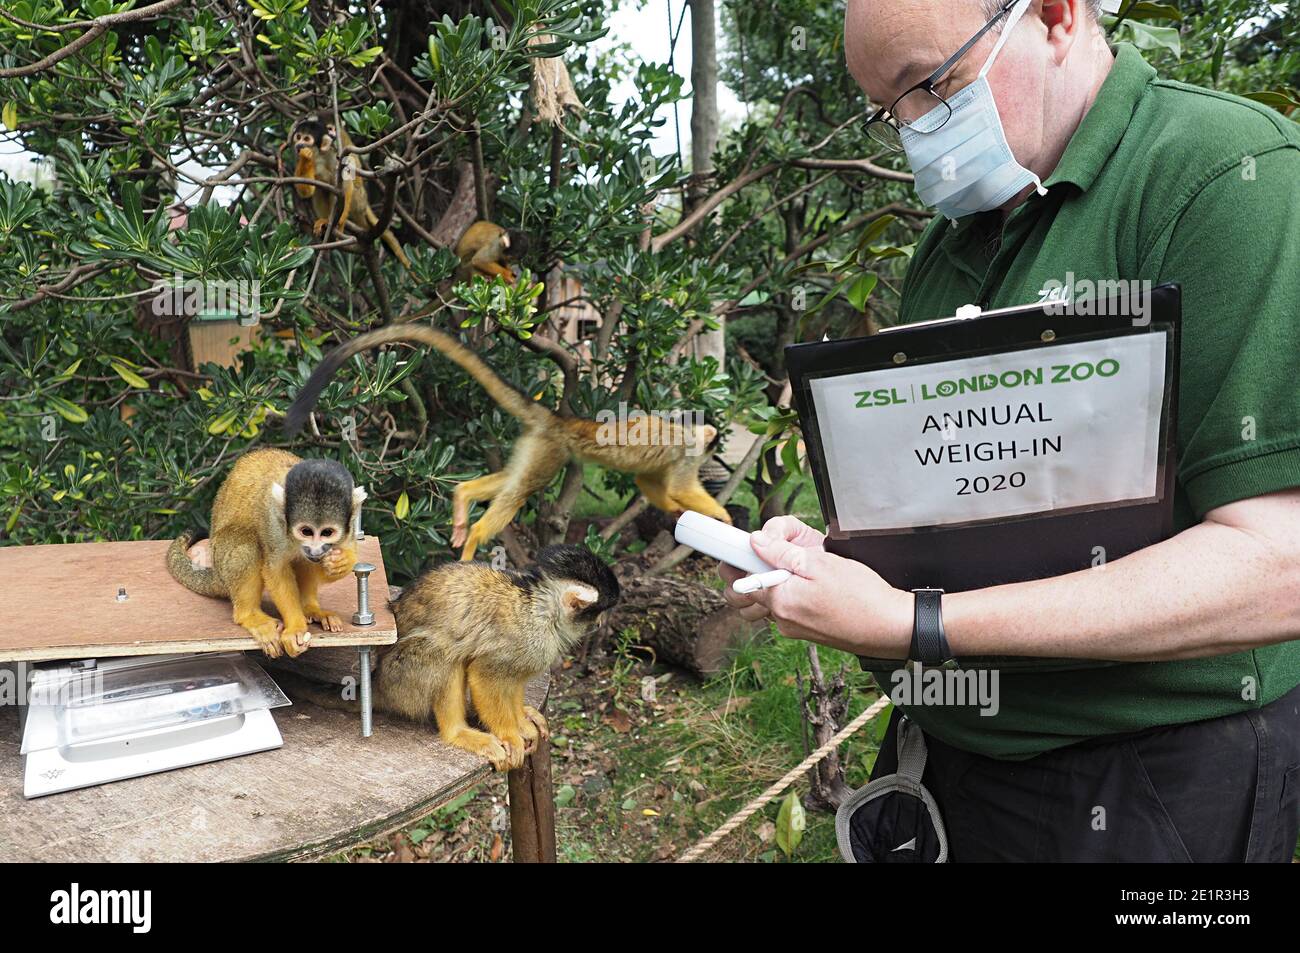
[1, 0, 1294, 580]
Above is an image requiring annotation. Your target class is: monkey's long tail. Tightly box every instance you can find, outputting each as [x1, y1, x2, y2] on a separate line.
[381, 230, 413, 270]
[363, 207, 413, 271]
[283, 324, 550, 436]
[165, 529, 228, 598]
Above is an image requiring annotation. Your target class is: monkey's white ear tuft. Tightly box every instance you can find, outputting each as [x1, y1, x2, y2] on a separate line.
[501, 232, 511, 248]
[561, 583, 599, 614]
[352, 485, 368, 508]
[271, 482, 285, 511]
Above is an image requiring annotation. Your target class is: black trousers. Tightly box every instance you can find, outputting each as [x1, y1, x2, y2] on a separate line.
[870, 680, 1300, 862]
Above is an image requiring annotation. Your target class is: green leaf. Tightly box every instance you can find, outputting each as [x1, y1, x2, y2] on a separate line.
[440, 787, 477, 813]
[1210, 35, 1225, 88]
[394, 491, 410, 521]
[780, 436, 801, 479]
[207, 410, 237, 434]
[846, 272, 878, 312]
[554, 784, 576, 807]
[855, 214, 896, 254]
[48, 396, 88, 424]
[1, 102, 17, 131]
[1242, 90, 1300, 111]
[111, 361, 149, 389]
[1124, 2, 1182, 21]
[775, 790, 806, 857]
[1120, 20, 1180, 57]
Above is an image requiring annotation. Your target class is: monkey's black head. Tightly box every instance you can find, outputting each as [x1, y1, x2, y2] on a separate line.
[291, 117, 326, 152]
[276, 459, 366, 562]
[504, 229, 532, 262]
[532, 545, 620, 622]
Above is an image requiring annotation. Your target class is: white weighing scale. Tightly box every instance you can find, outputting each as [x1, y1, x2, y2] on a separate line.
[0, 535, 397, 801]
[19, 652, 289, 798]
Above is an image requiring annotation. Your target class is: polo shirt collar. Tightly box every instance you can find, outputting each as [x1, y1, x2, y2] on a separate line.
[1043, 43, 1157, 193]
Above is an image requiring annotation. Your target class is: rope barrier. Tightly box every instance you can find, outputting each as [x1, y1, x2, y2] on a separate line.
[676, 695, 891, 862]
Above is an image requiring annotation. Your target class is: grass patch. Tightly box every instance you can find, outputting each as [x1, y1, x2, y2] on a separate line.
[343, 623, 890, 863]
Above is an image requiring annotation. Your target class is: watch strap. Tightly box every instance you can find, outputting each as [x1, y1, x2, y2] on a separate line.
[909, 588, 954, 668]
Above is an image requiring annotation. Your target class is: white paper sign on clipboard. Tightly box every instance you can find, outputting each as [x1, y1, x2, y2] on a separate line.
[785, 285, 1181, 666]
[808, 332, 1169, 534]
[785, 284, 1182, 671]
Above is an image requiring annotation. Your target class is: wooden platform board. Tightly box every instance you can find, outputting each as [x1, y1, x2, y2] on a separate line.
[0, 537, 396, 663]
[0, 675, 547, 861]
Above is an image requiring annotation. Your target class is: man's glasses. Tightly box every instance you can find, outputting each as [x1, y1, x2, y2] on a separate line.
[863, 0, 1019, 152]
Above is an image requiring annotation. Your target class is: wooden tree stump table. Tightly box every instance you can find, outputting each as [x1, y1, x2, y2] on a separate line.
[0, 538, 556, 863]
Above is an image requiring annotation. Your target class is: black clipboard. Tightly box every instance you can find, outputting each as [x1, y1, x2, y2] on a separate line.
[785, 283, 1181, 671]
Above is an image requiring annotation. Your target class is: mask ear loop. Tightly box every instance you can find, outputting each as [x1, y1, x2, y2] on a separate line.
[979, 0, 1031, 80]
[979, 0, 1049, 197]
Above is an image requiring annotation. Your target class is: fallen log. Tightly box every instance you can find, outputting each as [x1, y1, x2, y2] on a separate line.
[606, 570, 769, 676]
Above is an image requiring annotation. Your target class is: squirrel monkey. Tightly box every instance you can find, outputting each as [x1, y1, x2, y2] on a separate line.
[289, 116, 412, 271]
[166, 449, 367, 658]
[284, 545, 619, 770]
[454, 220, 531, 285]
[283, 324, 733, 562]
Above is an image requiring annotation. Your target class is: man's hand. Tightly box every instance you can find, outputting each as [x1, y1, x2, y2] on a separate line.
[719, 516, 912, 657]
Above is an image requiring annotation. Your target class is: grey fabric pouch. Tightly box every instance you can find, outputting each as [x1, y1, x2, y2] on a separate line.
[836, 715, 948, 863]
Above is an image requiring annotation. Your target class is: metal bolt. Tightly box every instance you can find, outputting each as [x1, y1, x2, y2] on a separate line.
[352, 562, 376, 626]
[358, 646, 373, 738]
[892, 351, 907, 365]
[115, 587, 128, 602]
[353, 506, 365, 542]
[1041, 329, 1057, 343]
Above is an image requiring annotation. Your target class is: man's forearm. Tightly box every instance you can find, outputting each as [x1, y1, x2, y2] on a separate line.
[943, 505, 1300, 662]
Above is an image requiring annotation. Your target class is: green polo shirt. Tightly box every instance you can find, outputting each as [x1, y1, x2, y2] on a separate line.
[890, 44, 1300, 760]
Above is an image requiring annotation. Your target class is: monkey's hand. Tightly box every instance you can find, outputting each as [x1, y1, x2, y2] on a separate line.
[519, 705, 549, 753]
[472, 732, 522, 771]
[495, 736, 527, 771]
[321, 545, 356, 581]
[240, 615, 286, 659]
[279, 622, 312, 658]
[304, 604, 346, 633]
[312, 217, 332, 239]
[445, 728, 514, 772]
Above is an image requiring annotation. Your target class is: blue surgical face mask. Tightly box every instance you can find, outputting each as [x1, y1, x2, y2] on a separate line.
[899, 0, 1047, 220]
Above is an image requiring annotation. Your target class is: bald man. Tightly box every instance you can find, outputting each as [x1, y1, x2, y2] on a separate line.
[722, 0, 1300, 861]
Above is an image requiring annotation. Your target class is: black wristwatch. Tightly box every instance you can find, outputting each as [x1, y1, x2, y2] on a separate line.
[907, 588, 957, 671]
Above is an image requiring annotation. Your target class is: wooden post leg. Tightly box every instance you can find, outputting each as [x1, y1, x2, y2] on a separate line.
[508, 738, 556, 863]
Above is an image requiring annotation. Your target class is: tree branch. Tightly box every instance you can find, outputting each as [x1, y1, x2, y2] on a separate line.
[0, 0, 187, 78]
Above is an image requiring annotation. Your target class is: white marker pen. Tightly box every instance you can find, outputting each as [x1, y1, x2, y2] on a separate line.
[732, 569, 793, 594]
